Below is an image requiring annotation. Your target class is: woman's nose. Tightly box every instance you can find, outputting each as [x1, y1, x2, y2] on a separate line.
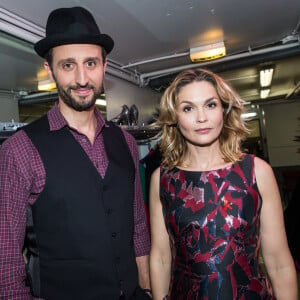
[197, 108, 207, 123]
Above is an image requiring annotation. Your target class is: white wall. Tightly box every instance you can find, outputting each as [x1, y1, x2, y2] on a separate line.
[0, 92, 19, 122]
[104, 75, 161, 126]
[264, 100, 300, 167]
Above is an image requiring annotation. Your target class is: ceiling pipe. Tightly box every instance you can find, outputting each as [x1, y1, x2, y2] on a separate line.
[207, 44, 300, 73]
[0, 8, 44, 43]
[121, 52, 189, 69]
[141, 41, 300, 87]
[285, 83, 300, 99]
[106, 60, 140, 85]
[18, 91, 58, 105]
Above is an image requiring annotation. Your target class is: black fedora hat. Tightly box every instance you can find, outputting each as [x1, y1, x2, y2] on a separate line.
[34, 6, 114, 58]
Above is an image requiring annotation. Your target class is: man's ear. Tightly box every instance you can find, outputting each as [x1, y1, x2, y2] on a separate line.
[103, 59, 107, 74]
[44, 61, 54, 81]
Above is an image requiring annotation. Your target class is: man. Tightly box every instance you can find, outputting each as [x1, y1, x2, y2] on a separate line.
[0, 6, 151, 299]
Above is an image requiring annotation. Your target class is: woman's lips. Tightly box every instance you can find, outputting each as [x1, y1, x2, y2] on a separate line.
[195, 128, 211, 134]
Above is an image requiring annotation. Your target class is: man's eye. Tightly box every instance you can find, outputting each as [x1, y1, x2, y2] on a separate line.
[63, 63, 73, 69]
[86, 60, 96, 67]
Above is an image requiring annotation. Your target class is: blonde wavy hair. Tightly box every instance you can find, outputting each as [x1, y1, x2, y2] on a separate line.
[155, 68, 249, 169]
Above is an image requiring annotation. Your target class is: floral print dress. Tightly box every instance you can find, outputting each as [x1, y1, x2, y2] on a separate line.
[160, 154, 274, 300]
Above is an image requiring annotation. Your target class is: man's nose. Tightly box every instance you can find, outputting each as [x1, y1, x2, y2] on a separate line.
[75, 65, 88, 86]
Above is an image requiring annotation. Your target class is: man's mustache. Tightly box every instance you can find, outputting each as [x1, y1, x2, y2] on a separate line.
[68, 84, 95, 90]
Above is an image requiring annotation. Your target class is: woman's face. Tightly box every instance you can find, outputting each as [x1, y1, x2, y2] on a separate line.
[176, 80, 224, 147]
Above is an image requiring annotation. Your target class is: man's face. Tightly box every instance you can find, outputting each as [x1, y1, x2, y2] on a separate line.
[45, 44, 106, 112]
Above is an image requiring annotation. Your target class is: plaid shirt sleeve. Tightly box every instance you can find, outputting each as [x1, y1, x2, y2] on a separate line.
[0, 131, 36, 299]
[122, 130, 151, 257]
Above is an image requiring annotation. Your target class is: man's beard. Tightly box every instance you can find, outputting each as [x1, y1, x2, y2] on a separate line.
[55, 80, 102, 112]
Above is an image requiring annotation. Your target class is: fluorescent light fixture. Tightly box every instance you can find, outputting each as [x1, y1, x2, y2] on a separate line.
[260, 68, 274, 87]
[190, 41, 226, 62]
[96, 99, 107, 106]
[241, 112, 257, 119]
[260, 88, 270, 99]
[38, 79, 56, 91]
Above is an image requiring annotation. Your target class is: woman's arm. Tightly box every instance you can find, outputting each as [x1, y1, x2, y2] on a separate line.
[255, 157, 298, 300]
[149, 167, 172, 300]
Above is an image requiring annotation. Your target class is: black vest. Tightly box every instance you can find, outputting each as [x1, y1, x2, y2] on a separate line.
[23, 115, 138, 300]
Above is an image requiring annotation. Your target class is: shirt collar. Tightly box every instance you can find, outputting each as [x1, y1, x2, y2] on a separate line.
[47, 102, 108, 133]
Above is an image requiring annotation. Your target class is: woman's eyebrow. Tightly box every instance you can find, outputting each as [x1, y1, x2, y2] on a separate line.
[178, 96, 217, 105]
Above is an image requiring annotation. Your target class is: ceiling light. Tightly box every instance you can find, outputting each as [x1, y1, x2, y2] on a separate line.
[96, 99, 107, 106]
[260, 88, 270, 99]
[38, 79, 56, 91]
[241, 112, 257, 119]
[260, 67, 274, 87]
[190, 41, 226, 62]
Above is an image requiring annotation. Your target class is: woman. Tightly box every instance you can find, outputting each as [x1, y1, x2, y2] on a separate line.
[149, 68, 298, 299]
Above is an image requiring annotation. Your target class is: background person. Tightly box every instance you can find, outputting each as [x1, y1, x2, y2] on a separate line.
[0, 6, 151, 299]
[149, 68, 298, 299]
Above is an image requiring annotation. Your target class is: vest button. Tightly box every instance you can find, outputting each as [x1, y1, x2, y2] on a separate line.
[112, 232, 117, 238]
[106, 208, 113, 215]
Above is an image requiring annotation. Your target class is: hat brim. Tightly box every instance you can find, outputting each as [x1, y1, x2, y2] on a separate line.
[34, 33, 114, 58]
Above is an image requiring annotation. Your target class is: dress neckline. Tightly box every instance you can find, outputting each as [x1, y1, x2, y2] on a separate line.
[173, 161, 236, 173]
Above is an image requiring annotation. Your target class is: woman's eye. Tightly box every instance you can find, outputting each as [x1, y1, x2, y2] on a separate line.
[183, 106, 193, 112]
[207, 102, 217, 109]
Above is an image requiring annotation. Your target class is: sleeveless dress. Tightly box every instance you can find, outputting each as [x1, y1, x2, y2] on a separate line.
[160, 154, 274, 300]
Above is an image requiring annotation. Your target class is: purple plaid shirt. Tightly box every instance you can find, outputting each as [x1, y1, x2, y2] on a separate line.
[0, 103, 150, 299]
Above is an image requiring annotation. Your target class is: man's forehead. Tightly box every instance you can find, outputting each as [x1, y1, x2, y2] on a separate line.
[52, 44, 103, 59]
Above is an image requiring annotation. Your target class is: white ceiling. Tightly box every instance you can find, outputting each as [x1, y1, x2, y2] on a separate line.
[0, 0, 299, 103]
